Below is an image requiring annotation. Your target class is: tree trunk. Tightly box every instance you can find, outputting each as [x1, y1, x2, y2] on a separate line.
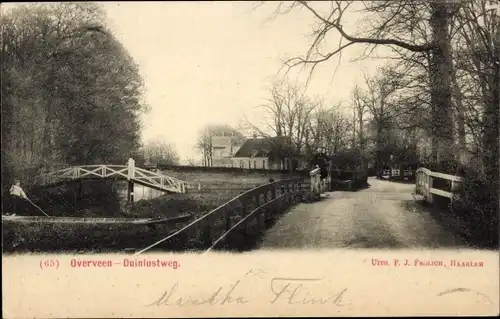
[429, 2, 455, 165]
[357, 108, 366, 170]
[352, 106, 357, 149]
[482, 23, 499, 188]
[376, 125, 382, 177]
[451, 66, 467, 164]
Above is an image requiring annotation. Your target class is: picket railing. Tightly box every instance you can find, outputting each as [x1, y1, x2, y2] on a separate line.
[415, 167, 463, 203]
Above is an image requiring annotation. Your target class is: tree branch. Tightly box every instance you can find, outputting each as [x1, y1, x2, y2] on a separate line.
[298, 1, 434, 52]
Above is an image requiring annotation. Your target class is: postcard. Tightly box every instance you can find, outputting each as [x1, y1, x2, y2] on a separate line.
[2, 1, 499, 317]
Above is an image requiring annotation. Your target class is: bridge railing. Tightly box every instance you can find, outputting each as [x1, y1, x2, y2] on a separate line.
[309, 168, 330, 200]
[37, 160, 190, 194]
[134, 177, 306, 254]
[415, 167, 463, 203]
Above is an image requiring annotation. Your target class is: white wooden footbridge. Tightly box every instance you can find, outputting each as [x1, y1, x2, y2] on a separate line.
[37, 158, 191, 202]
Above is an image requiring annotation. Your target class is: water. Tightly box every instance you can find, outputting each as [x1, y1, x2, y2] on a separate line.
[26, 180, 167, 217]
[113, 182, 166, 203]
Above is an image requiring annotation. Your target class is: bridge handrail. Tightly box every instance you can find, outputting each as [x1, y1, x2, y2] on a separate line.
[37, 161, 192, 194]
[415, 167, 464, 202]
[310, 167, 330, 199]
[205, 191, 288, 253]
[133, 177, 305, 255]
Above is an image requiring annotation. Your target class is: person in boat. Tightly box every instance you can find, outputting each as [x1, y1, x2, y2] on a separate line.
[8, 179, 28, 216]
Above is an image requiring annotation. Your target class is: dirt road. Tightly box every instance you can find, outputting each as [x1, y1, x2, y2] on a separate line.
[259, 178, 468, 249]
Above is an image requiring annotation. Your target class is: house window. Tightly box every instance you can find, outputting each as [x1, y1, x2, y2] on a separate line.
[254, 160, 257, 169]
[239, 160, 243, 168]
[248, 160, 251, 169]
[262, 160, 266, 169]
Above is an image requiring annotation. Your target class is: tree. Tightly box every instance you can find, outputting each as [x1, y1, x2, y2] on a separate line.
[195, 124, 245, 167]
[350, 84, 369, 169]
[451, 0, 499, 181]
[245, 81, 318, 163]
[360, 67, 402, 175]
[1, 3, 147, 187]
[185, 157, 197, 166]
[142, 137, 179, 166]
[272, 0, 460, 164]
[310, 104, 351, 156]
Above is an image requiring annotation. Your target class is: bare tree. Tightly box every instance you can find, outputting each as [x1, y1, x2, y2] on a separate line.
[196, 126, 213, 167]
[350, 84, 369, 168]
[451, 0, 499, 180]
[270, 0, 460, 164]
[310, 104, 351, 155]
[195, 124, 245, 167]
[360, 67, 404, 175]
[245, 81, 318, 164]
[142, 137, 179, 166]
[185, 157, 197, 166]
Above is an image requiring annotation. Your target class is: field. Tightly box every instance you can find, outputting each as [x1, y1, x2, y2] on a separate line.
[123, 169, 305, 219]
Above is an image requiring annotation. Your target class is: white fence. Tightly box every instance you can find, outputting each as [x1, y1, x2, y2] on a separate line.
[382, 169, 414, 177]
[38, 159, 190, 194]
[309, 168, 330, 200]
[415, 167, 463, 203]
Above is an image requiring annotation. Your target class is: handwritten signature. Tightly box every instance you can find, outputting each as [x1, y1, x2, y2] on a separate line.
[437, 287, 494, 304]
[146, 277, 348, 307]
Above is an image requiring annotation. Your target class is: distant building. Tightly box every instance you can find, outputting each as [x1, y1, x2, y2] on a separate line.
[232, 136, 295, 170]
[211, 132, 242, 167]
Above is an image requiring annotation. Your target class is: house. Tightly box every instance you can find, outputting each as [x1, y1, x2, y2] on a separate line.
[211, 132, 242, 167]
[232, 136, 295, 170]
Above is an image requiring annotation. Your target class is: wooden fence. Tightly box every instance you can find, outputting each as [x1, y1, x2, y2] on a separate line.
[415, 167, 463, 203]
[133, 177, 309, 254]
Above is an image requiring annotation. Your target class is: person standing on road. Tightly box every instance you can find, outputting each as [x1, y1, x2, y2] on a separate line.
[9, 179, 28, 216]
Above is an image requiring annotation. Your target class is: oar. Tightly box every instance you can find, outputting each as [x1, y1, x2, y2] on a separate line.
[26, 197, 50, 217]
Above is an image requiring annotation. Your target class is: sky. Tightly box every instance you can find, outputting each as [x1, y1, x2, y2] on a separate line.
[99, 2, 392, 164]
[4, 1, 390, 164]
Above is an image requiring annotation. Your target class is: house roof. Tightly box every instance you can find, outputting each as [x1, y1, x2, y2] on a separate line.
[233, 136, 291, 158]
[211, 136, 232, 148]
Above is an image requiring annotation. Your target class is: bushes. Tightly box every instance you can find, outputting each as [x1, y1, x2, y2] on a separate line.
[123, 191, 239, 218]
[450, 170, 499, 248]
[2, 221, 157, 253]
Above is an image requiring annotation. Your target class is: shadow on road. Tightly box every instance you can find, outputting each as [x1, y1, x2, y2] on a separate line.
[386, 179, 415, 185]
[331, 181, 370, 192]
[402, 200, 498, 250]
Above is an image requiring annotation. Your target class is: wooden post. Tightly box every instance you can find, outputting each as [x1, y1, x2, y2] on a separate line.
[128, 180, 134, 203]
[310, 172, 317, 200]
[224, 208, 231, 231]
[428, 175, 434, 204]
[77, 180, 83, 200]
[258, 206, 266, 229]
[389, 155, 393, 180]
[127, 158, 135, 203]
[241, 203, 248, 236]
[202, 215, 213, 247]
[73, 185, 77, 215]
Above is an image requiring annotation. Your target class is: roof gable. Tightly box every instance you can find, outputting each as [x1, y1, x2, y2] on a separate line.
[233, 136, 290, 158]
